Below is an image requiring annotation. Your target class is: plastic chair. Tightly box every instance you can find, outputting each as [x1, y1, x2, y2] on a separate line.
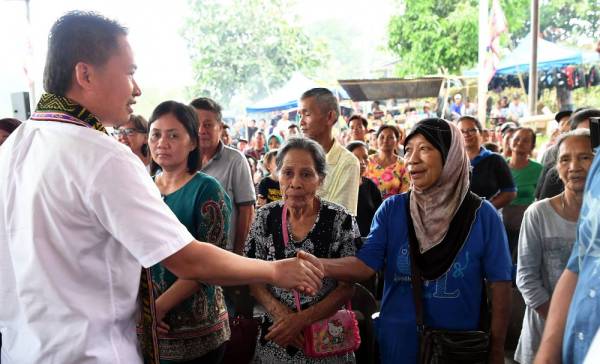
[352, 283, 379, 364]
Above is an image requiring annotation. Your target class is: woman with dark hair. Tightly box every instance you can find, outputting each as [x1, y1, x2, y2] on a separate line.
[504, 127, 543, 255]
[365, 124, 409, 199]
[0, 118, 21, 146]
[245, 137, 359, 363]
[319, 118, 513, 364]
[347, 141, 382, 238]
[145, 100, 232, 364]
[116, 114, 151, 168]
[457, 116, 516, 209]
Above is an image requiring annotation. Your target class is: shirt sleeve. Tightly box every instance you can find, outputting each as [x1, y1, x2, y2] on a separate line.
[494, 155, 517, 192]
[231, 150, 256, 205]
[257, 178, 268, 198]
[357, 196, 395, 271]
[332, 211, 360, 258]
[326, 156, 360, 216]
[87, 151, 194, 268]
[480, 201, 513, 282]
[243, 206, 268, 259]
[516, 204, 550, 309]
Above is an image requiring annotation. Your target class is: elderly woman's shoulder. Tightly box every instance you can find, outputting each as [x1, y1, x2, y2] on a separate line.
[257, 200, 285, 214]
[321, 199, 354, 216]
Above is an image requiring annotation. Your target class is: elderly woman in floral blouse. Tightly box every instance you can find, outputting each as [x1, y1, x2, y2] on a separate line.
[245, 137, 360, 363]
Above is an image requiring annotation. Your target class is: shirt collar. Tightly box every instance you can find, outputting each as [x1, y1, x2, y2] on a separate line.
[203, 141, 225, 170]
[470, 147, 493, 167]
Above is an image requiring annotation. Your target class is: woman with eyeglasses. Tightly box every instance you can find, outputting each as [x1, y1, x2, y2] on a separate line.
[117, 114, 152, 168]
[142, 101, 232, 364]
[457, 116, 516, 209]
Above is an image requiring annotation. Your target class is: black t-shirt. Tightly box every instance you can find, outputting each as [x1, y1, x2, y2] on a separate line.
[357, 177, 383, 237]
[537, 166, 564, 199]
[470, 152, 515, 200]
[257, 176, 282, 204]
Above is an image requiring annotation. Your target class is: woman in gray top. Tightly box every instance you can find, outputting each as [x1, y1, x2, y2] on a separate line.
[515, 129, 595, 364]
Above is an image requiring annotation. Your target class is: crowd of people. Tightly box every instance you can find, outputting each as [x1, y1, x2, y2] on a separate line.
[2, 10, 600, 364]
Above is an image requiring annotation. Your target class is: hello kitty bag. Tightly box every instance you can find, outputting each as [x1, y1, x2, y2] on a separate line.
[282, 205, 361, 358]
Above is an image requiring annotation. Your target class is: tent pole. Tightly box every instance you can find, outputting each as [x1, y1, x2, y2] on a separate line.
[477, 0, 489, 125]
[528, 0, 540, 116]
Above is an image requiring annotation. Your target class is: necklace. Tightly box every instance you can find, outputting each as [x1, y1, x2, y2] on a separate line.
[561, 192, 566, 211]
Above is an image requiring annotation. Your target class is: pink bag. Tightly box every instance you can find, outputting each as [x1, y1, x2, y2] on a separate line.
[282, 205, 361, 358]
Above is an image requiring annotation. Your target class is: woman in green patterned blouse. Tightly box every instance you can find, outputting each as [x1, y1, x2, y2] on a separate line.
[146, 100, 232, 364]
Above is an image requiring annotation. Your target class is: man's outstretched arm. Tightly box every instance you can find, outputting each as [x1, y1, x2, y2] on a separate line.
[161, 242, 324, 295]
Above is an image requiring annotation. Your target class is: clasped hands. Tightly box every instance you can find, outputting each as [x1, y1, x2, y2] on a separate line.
[272, 250, 325, 295]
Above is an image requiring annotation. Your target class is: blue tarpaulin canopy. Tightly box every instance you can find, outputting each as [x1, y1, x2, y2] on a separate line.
[245, 73, 348, 114]
[464, 34, 598, 77]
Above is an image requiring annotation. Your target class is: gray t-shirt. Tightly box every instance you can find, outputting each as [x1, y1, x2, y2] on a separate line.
[515, 198, 577, 364]
[201, 142, 256, 249]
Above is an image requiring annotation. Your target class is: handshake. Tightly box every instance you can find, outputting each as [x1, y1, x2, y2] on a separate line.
[271, 251, 326, 295]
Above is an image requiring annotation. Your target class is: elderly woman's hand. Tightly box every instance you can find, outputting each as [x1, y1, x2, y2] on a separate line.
[265, 311, 307, 349]
[272, 251, 324, 295]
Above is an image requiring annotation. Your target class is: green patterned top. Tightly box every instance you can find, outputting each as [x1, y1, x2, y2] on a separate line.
[151, 172, 232, 362]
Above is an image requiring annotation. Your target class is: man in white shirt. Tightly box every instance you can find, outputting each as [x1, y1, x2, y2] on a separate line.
[299, 88, 360, 215]
[0, 11, 323, 364]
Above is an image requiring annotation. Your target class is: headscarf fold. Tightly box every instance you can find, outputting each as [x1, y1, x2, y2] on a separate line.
[404, 118, 470, 253]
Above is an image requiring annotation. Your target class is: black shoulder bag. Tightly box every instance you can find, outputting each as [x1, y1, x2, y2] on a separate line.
[407, 195, 490, 364]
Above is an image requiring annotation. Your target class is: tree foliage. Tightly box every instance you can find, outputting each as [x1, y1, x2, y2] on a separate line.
[388, 0, 600, 77]
[182, 0, 327, 107]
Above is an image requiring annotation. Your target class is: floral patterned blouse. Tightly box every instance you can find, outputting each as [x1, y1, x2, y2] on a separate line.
[365, 155, 410, 199]
[244, 199, 360, 363]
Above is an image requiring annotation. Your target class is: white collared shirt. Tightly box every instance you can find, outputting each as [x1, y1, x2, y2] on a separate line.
[0, 120, 193, 364]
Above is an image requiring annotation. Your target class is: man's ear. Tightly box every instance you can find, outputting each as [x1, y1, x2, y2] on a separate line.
[328, 110, 337, 127]
[73, 62, 94, 91]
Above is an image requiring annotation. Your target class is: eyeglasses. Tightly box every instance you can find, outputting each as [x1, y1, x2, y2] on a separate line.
[460, 128, 479, 135]
[116, 128, 146, 137]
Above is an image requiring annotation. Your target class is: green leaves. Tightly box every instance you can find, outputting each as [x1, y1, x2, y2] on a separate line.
[387, 0, 599, 78]
[183, 0, 325, 107]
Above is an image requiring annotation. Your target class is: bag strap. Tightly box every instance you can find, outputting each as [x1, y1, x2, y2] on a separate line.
[406, 192, 489, 333]
[405, 192, 425, 333]
[281, 203, 352, 313]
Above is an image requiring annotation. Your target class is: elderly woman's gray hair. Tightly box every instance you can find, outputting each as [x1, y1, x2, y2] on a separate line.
[276, 137, 327, 179]
[555, 129, 592, 154]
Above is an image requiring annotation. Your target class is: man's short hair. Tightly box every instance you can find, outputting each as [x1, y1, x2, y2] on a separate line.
[189, 97, 223, 122]
[348, 114, 368, 129]
[457, 115, 483, 132]
[43, 11, 128, 96]
[300, 88, 340, 120]
[570, 108, 600, 130]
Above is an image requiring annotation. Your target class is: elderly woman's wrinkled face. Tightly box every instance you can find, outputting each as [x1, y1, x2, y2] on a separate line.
[279, 148, 322, 209]
[557, 136, 594, 194]
[405, 134, 443, 191]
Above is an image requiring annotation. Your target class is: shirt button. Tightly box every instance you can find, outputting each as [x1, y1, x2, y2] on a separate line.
[590, 289, 596, 298]
[578, 332, 585, 341]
